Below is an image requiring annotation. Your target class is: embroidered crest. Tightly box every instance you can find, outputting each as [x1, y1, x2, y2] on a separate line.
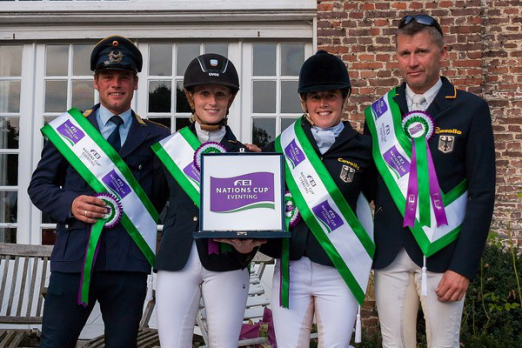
[438, 135, 455, 153]
[108, 51, 124, 63]
[340, 165, 355, 183]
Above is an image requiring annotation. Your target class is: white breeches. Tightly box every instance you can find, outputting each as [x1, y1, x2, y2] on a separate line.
[375, 248, 465, 348]
[156, 243, 250, 348]
[271, 257, 358, 348]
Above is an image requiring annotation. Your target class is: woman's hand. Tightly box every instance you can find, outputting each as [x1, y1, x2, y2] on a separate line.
[213, 238, 267, 254]
[243, 143, 262, 152]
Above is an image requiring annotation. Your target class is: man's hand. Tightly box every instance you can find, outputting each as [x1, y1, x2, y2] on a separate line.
[244, 144, 262, 152]
[435, 270, 469, 302]
[213, 238, 267, 254]
[71, 195, 108, 224]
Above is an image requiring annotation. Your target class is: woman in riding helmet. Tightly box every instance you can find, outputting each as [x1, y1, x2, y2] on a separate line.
[153, 53, 265, 347]
[260, 50, 376, 347]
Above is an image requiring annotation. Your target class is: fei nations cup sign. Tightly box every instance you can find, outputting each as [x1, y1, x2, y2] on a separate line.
[197, 153, 288, 239]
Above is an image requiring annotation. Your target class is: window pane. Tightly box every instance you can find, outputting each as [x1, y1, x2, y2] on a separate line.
[46, 45, 68, 76]
[0, 155, 18, 186]
[42, 228, 56, 246]
[281, 43, 305, 76]
[149, 81, 172, 113]
[72, 44, 92, 76]
[204, 44, 228, 57]
[0, 191, 17, 223]
[176, 81, 191, 113]
[175, 118, 191, 131]
[45, 80, 67, 112]
[252, 118, 275, 148]
[281, 81, 300, 113]
[72, 80, 94, 113]
[177, 44, 200, 76]
[148, 117, 171, 129]
[0, 46, 23, 77]
[0, 81, 21, 113]
[253, 81, 276, 113]
[149, 44, 172, 76]
[253, 44, 276, 76]
[281, 117, 299, 132]
[0, 228, 16, 244]
[0, 117, 19, 149]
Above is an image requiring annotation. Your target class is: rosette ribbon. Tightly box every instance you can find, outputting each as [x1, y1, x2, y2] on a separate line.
[280, 191, 301, 308]
[402, 111, 448, 228]
[192, 142, 233, 255]
[78, 193, 122, 306]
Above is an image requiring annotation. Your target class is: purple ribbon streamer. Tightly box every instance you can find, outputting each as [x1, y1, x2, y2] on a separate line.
[208, 240, 220, 255]
[403, 141, 418, 227]
[427, 147, 448, 226]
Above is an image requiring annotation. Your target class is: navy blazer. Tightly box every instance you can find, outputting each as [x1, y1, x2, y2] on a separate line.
[366, 77, 496, 280]
[28, 104, 170, 274]
[154, 124, 256, 272]
[260, 118, 376, 267]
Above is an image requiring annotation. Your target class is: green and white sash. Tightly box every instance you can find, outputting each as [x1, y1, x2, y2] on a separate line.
[364, 89, 468, 257]
[42, 108, 159, 305]
[151, 127, 231, 255]
[152, 127, 202, 208]
[275, 117, 374, 305]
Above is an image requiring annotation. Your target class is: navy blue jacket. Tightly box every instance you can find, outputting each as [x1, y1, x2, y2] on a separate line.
[28, 104, 170, 274]
[154, 124, 256, 272]
[260, 118, 376, 267]
[366, 77, 496, 280]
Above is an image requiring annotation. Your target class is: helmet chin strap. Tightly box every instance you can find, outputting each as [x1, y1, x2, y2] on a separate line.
[192, 113, 227, 131]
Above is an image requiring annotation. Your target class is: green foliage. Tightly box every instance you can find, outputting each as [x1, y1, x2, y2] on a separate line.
[460, 232, 522, 347]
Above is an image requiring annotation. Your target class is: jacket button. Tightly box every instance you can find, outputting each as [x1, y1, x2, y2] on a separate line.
[138, 164, 143, 170]
[65, 224, 69, 229]
[193, 216, 198, 222]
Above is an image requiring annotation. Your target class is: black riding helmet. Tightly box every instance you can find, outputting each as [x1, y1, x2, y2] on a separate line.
[298, 50, 351, 97]
[183, 53, 239, 94]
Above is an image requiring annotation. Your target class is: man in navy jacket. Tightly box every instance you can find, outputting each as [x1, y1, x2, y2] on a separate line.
[365, 15, 496, 347]
[29, 36, 169, 347]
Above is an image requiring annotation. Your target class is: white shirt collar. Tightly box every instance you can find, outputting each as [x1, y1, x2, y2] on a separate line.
[405, 78, 443, 111]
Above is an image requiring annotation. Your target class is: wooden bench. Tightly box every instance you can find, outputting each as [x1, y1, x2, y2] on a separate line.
[0, 243, 53, 348]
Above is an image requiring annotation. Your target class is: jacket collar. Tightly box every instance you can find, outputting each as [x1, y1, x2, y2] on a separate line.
[393, 77, 457, 116]
[188, 122, 239, 152]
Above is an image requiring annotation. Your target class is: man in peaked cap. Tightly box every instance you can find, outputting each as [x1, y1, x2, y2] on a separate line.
[29, 35, 169, 347]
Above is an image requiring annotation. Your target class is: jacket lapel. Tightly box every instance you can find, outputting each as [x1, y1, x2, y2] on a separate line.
[425, 77, 456, 117]
[119, 111, 151, 158]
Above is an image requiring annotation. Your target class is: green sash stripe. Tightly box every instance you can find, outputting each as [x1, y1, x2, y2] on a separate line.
[42, 111, 157, 266]
[275, 127, 368, 305]
[364, 93, 468, 257]
[293, 122, 375, 257]
[152, 143, 201, 208]
[66, 108, 158, 221]
[179, 127, 201, 150]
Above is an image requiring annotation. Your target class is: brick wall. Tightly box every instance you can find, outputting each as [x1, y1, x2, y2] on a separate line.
[317, 0, 522, 334]
[317, 0, 522, 242]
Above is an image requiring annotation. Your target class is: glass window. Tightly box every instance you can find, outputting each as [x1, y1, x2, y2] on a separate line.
[0, 117, 19, 149]
[45, 80, 68, 112]
[281, 43, 304, 76]
[149, 81, 172, 113]
[0, 228, 16, 244]
[253, 81, 276, 113]
[0, 191, 17, 223]
[204, 44, 228, 57]
[253, 44, 276, 76]
[176, 81, 191, 113]
[149, 44, 172, 76]
[281, 80, 300, 113]
[252, 118, 275, 148]
[72, 44, 93, 76]
[46, 45, 68, 76]
[0, 155, 18, 186]
[0, 81, 21, 113]
[0, 46, 23, 76]
[281, 117, 299, 132]
[72, 80, 94, 113]
[177, 44, 200, 76]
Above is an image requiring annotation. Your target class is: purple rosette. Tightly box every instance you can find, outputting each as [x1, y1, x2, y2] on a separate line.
[93, 192, 122, 228]
[285, 191, 301, 228]
[193, 141, 227, 171]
